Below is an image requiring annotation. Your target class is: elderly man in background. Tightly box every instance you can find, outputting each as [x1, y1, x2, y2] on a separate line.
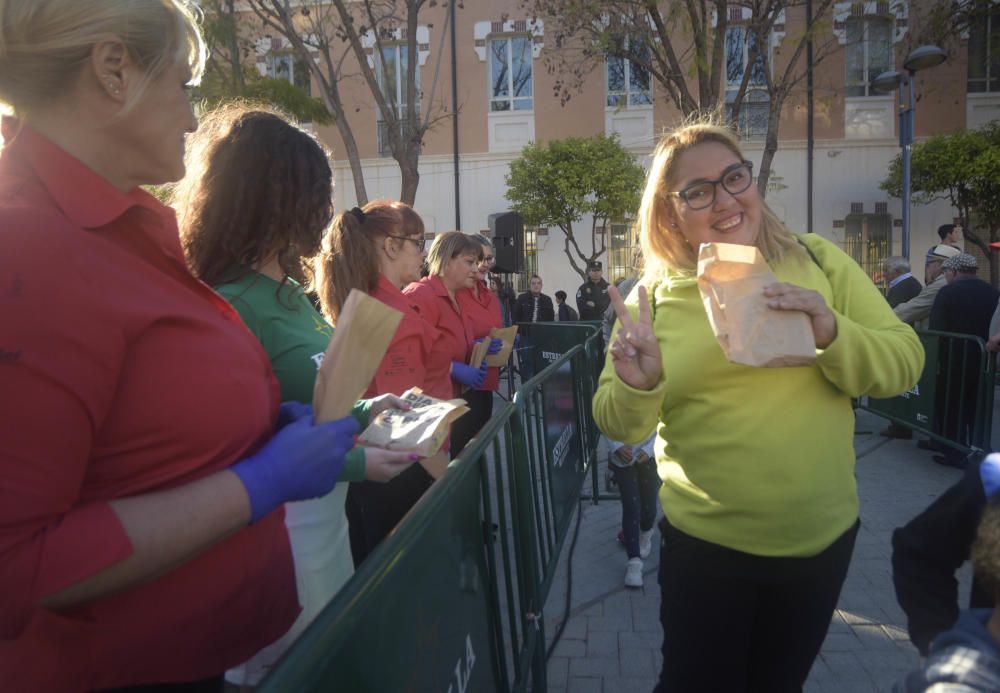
[884, 256, 923, 308]
[926, 253, 1000, 468]
[894, 244, 963, 329]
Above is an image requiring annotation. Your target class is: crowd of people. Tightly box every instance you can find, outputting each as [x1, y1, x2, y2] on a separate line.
[0, 2, 505, 689]
[3, 2, 1000, 693]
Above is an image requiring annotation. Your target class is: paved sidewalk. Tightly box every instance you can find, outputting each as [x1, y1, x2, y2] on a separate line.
[543, 408, 976, 692]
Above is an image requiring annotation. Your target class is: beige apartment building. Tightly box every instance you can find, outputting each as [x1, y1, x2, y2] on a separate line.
[252, 0, 996, 295]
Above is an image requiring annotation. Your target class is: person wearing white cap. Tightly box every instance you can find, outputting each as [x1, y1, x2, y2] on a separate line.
[927, 252, 1000, 468]
[893, 244, 964, 329]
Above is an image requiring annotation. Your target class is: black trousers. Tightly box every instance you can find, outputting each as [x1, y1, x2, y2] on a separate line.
[654, 517, 859, 693]
[346, 463, 434, 567]
[449, 389, 494, 458]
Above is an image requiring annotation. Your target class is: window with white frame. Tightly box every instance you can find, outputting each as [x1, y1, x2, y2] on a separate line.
[376, 43, 419, 157]
[725, 25, 769, 138]
[265, 53, 312, 96]
[489, 36, 533, 111]
[605, 222, 636, 285]
[845, 16, 893, 96]
[606, 36, 651, 107]
[843, 211, 893, 281]
[968, 3, 1000, 92]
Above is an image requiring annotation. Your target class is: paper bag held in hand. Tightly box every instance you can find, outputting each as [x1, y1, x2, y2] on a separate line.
[696, 242, 815, 368]
[358, 388, 469, 477]
[312, 289, 404, 423]
[486, 325, 519, 367]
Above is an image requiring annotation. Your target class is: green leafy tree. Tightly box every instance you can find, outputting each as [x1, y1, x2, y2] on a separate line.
[523, 0, 841, 195]
[880, 121, 1000, 283]
[196, 0, 332, 125]
[505, 134, 645, 281]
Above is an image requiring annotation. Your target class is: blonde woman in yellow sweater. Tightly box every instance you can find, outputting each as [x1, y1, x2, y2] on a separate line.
[594, 121, 923, 693]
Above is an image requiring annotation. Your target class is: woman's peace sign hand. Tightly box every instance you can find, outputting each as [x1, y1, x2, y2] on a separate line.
[608, 285, 662, 391]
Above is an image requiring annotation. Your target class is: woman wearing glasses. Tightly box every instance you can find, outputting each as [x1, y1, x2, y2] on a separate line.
[316, 201, 451, 565]
[453, 234, 505, 455]
[594, 121, 923, 692]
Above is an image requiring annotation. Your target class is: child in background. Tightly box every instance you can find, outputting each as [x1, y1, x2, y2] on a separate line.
[607, 432, 660, 588]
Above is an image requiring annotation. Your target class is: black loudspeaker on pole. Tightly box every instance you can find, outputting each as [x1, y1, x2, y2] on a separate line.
[489, 211, 524, 274]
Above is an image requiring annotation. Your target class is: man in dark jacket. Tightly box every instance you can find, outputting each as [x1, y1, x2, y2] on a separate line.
[576, 260, 611, 321]
[884, 256, 923, 308]
[928, 253, 1000, 467]
[512, 274, 554, 323]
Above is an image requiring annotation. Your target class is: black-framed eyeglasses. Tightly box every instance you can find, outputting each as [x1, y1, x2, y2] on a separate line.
[671, 160, 754, 210]
[480, 254, 495, 265]
[386, 234, 426, 252]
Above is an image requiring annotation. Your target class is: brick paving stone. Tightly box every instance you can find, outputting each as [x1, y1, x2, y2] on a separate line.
[619, 647, 656, 679]
[586, 630, 619, 658]
[569, 655, 619, 679]
[551, 638, 586, 658]
[548, 656, 569, 687]
[566, 677, 603, 693]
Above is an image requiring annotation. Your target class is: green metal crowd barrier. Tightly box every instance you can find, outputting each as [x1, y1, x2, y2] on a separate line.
[258, 326, 603, 692]
[863, 329, 996, 457]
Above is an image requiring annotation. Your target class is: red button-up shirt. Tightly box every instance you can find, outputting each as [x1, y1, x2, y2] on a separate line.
[458, 280, 504, 391]
[403, 275, 474, 399]
[366, 274, 451, 401]
[0, 119, 298, 691]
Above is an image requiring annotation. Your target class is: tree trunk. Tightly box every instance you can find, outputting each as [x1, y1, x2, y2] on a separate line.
[757, 97, 783, 198]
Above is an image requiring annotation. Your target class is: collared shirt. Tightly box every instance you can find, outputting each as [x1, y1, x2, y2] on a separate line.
[0, 118, 298, 690]
[404, 275, 476, 398]
[458, 280, 504, 391]
[369, 273, 450, 400]
[889, 272, 914, 289]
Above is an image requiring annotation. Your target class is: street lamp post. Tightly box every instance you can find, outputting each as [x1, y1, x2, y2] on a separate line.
[871, 45, 946, 260]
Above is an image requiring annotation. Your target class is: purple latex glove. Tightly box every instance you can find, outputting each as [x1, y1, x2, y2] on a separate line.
[452, 360, 488, 388]
[232, 414, 359, 523]
[982, 453, 1000, 499]
[486, 337, 504, 356]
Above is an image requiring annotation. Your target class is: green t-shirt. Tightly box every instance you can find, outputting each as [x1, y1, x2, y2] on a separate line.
[216, 272, 367, 481]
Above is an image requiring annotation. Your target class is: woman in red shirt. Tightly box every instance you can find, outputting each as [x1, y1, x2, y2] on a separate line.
[314, 201, 448, 565]
[403, 232, 495, 457]
[455, 234, 505, 454]
[0, 2, 357, 691]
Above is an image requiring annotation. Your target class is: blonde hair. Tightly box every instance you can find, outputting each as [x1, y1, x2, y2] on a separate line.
[0, 0, 206, 116]
[426, 231, 483, 277]
[636, 118, 802, 280]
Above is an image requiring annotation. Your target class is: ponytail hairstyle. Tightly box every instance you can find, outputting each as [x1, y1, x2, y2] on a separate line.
[0, 0, 205, 117]
[636, 115, 802, 281]
[315, 199, 424, 323]
[174, 103, 333, 296]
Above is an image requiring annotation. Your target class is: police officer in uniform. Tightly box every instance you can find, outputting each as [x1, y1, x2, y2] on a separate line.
[576, 260, 611, 321]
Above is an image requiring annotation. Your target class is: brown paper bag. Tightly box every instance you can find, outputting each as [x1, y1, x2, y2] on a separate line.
[468, 338, 490, 368]
[696, 242, 816, 368]
[486, 325, 519, 367]
[358, 387, 469, 478]
[312, 289, 404, 423]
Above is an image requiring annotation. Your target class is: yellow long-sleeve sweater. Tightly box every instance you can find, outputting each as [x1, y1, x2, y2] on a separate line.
[593, 234, 923, 557]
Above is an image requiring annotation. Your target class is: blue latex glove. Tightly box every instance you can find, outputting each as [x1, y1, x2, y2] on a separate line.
[276, 401, 312, 430]
[232, 414, 359, 523]
[486, 337, 504, 356]
[452, 360, 488, 388]
[982, 453, 1000, 499]
[514, 334, 522, 349]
